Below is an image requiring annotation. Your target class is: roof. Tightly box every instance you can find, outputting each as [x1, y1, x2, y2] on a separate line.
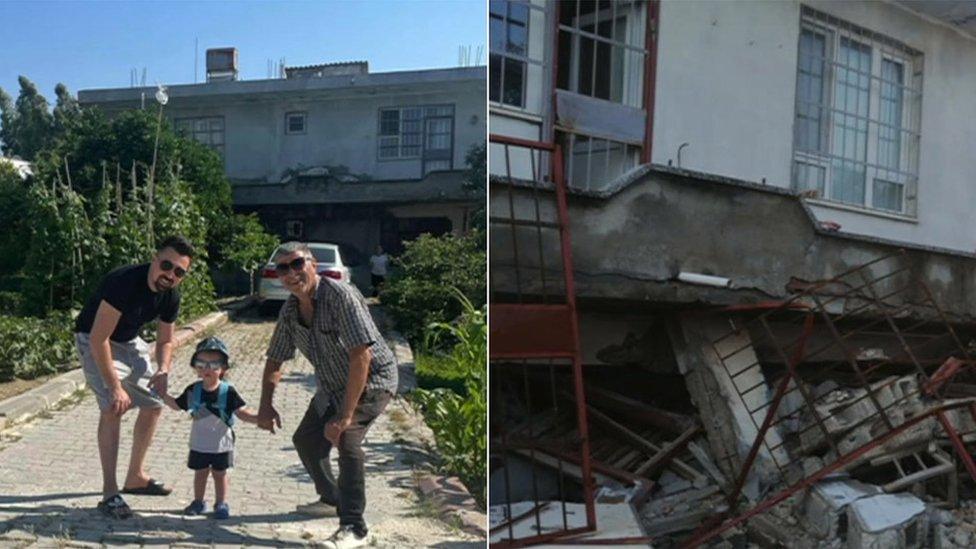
[894, 0, 976, 39]
[286, 61, 368, 71]
[78, 66, 485, 105]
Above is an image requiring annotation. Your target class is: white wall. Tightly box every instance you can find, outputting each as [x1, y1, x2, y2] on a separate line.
[166, 81, 485, 184]
[653, 0, 976, 253]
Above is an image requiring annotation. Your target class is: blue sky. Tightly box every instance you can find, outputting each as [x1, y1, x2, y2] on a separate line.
[0, 0, 486, 103]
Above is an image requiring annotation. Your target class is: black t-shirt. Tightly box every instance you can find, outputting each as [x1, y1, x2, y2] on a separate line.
[74, 263, 181, 342]
[175, 382, 246, 415]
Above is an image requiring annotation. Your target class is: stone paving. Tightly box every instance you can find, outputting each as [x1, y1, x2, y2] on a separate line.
[0, 310, 481, 548]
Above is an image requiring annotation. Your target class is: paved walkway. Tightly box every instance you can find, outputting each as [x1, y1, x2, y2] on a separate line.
[0, 311, 481, 548]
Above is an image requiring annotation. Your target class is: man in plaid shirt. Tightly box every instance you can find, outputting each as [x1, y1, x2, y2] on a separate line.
[257, 242, 397, 549]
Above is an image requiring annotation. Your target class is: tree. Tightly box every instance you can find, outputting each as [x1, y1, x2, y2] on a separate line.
[2, 76, 55, 161]
[0, 89, 14, 156]
[463, 142, 486, 233]
[53, 83, 81, 136]
[222, 213, 279, 294]
[0, 162, 29, 275]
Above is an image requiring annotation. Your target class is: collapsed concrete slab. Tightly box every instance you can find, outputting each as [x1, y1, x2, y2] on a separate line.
[669, 315, 789, 500]
[846, 493, 927, 549]
[799, 478, 882, 540]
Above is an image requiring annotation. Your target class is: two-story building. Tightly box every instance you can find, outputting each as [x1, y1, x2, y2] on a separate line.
[80, 52, 485, 287]
[489, 2, 976, 546]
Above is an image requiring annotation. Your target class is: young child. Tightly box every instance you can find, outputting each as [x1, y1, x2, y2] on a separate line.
[162, 336, 257, 519]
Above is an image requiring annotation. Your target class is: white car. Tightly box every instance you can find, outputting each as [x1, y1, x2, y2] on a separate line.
[258, 242, 351, 311]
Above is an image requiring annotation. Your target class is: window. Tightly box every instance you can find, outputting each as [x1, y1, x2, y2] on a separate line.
[285, 112, 306, 135]
[377, 105, 455, 172]
[490, 0, 529, 107]
[792, 7, 923, 215]
[174, 116, 225, 156]
[556, 0, 648, 108]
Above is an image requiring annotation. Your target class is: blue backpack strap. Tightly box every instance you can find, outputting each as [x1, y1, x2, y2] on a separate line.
[217, 381, 235, 427]
[188, 382, 204, 417]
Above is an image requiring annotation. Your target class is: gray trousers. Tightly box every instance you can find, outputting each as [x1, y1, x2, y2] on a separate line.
[292, 388, 391, 533]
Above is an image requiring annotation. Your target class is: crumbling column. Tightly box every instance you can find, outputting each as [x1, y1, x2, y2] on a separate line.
[668, 314, 788, 500]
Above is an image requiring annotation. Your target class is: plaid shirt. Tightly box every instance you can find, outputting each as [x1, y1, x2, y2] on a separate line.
[265, 277, 398, 396]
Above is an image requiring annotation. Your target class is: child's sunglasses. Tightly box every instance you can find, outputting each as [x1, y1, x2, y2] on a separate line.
[192, 358, 226, 370]
[160, 259, 188, 278]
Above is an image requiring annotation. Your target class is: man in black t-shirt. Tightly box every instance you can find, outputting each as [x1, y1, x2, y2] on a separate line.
[74, 235, 194, 519]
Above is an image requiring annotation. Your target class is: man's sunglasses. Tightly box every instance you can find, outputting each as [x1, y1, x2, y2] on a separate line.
[192, 358, 226, 370]
[160, 259, 187, 278]
[275, 256, 309, 275]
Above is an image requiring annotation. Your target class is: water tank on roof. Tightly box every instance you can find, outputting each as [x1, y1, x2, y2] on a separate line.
[206, 48, 239, 82]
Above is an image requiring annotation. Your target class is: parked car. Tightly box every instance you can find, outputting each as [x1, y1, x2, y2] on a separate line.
[258, 242, 351, 314]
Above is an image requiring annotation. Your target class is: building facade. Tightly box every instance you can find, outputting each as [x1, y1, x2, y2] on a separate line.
[489, 2, 976, 545]
[80, 61, 485, 287]
[491, 0, 976, 253]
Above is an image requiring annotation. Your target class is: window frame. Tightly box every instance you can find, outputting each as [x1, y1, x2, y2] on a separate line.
[285, 111, 307, 135]
[173, 115, 225, 157]
[376, 104, 455, 168]
[490, 0, 530, 109]
[792, 8, 922, 216]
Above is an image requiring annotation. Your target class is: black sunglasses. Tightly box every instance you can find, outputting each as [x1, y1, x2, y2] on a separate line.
[275, 256, 309, 275]
[160, 259, 187, 278]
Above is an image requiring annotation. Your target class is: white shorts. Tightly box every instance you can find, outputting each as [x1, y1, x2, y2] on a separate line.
[75, 332, 164, 411]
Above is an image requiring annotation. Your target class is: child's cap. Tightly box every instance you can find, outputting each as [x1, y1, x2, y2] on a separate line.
[191, 336, 230, 366]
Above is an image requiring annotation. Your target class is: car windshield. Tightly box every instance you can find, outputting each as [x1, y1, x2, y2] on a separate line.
[310, 248, 336, 264]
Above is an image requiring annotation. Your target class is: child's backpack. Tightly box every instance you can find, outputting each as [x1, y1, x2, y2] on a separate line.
[188, 381, 235, 427]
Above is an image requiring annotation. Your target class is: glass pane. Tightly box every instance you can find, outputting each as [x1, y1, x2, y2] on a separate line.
[879, 59, 904, 170]
[794, 161, 825, 194]
[508, 1, 529, 24]
[288, 115, 304, 132]
[872, 178, 903, 212]
[379, 146, 399, 158]
[194, 119, 208, 132]
[796, 29, 826, 153]
[490, 53, 502, 102]
[503, 58, 525, 107]
[402, 108, 423, 120]
[508, 20, 527, 56]
[489, 0, 506, 17]
[379, 111, 399, 135]
[831, 160, 866, 205]
[209, 118, 223, 131]
[403, 120, 422, 133]
[310, 248, 336, 263]
[401, 145, 421, 156]
[490, 15, 505, 52]
[830, 37, 870, 206]
[210, 132, 224, 145]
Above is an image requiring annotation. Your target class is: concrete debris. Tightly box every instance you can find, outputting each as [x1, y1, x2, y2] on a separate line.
[847, 493, 927, 548]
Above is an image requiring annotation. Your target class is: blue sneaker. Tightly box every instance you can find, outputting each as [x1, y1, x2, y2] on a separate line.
[214, 501, 230, 520]
[183, 499, 207, 516]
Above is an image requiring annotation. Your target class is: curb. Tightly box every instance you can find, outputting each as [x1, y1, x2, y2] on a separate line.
[0, 298, 252, 430]
[417, 473, 488, 538]
[385, 321, 486, 539]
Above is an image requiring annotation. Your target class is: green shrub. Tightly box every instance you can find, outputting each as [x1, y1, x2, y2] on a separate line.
[409, 291, 486, 505]
[0, 291, 23, 314]
[0, 312, 74, 382]
[382, 232, 485, 346]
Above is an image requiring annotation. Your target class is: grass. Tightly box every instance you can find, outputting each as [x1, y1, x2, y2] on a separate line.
[415, 353, 468, 396]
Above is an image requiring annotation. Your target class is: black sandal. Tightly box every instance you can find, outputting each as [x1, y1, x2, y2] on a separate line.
[121, 478, 172, 496]
[97, 494, 133, 519]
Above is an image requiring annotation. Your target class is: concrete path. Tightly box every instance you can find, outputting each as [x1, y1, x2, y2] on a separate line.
[0, 311, 481, 548]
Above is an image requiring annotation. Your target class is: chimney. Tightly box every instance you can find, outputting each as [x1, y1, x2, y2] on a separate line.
[206, 47, 239, 82]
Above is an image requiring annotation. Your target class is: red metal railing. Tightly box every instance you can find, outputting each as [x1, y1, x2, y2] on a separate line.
[681, 251, 976, 547]
[489, 134, 597, 547]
